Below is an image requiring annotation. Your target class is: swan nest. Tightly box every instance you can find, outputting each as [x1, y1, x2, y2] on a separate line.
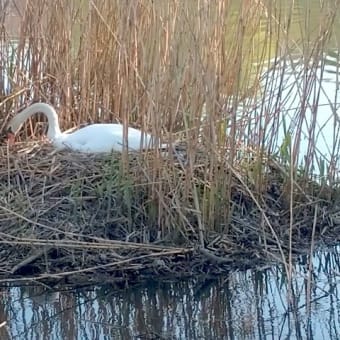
[0, 142, 338, 286]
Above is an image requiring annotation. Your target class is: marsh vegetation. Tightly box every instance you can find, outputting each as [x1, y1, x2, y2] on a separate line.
[0, 0, 339, 291]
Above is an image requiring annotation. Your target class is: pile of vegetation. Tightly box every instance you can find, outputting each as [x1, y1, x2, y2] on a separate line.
[0, 141, 338, 285]
[0, 0, 339, 285]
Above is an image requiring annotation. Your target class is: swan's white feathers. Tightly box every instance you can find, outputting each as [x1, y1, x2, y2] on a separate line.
[58, 124, 164, 153]
[7, 103, 167, 153]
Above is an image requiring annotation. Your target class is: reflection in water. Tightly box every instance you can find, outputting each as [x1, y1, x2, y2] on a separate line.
[0, 246, 339, 339]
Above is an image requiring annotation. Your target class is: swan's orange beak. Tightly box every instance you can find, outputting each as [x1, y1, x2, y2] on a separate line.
[6, 129, 15, 146]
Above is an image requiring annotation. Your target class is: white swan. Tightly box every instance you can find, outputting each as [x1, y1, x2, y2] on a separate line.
[7, 103, 167, 153]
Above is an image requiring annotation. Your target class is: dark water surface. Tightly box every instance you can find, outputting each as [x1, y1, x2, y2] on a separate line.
[0, 246, 339, 339]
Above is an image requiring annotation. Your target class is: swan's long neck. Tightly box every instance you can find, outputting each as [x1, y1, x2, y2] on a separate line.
[12, 103, 62, 140]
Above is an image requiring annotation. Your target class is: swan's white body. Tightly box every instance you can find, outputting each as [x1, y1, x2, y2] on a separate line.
[7, 103, 166, 153]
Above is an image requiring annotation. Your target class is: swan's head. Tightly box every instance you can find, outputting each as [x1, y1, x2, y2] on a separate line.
[6, 128, 16, 145]
[7, 114, 24, 135]
[5, 114, 25, 145]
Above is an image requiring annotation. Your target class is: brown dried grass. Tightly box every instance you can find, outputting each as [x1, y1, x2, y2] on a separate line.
[0, 141, 335, 284]
[0, 0, 339, 283]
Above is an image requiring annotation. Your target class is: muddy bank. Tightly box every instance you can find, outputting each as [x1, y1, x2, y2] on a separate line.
[0, 143, 339, 285]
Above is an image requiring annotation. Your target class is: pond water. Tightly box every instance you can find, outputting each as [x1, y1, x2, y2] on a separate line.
[256, 54, 340, 177]
[1, 245, 339, 339]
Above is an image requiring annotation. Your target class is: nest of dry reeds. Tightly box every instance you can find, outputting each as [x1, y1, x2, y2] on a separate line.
[0, 141, 338, 285]
[0, 0, 339, 286]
